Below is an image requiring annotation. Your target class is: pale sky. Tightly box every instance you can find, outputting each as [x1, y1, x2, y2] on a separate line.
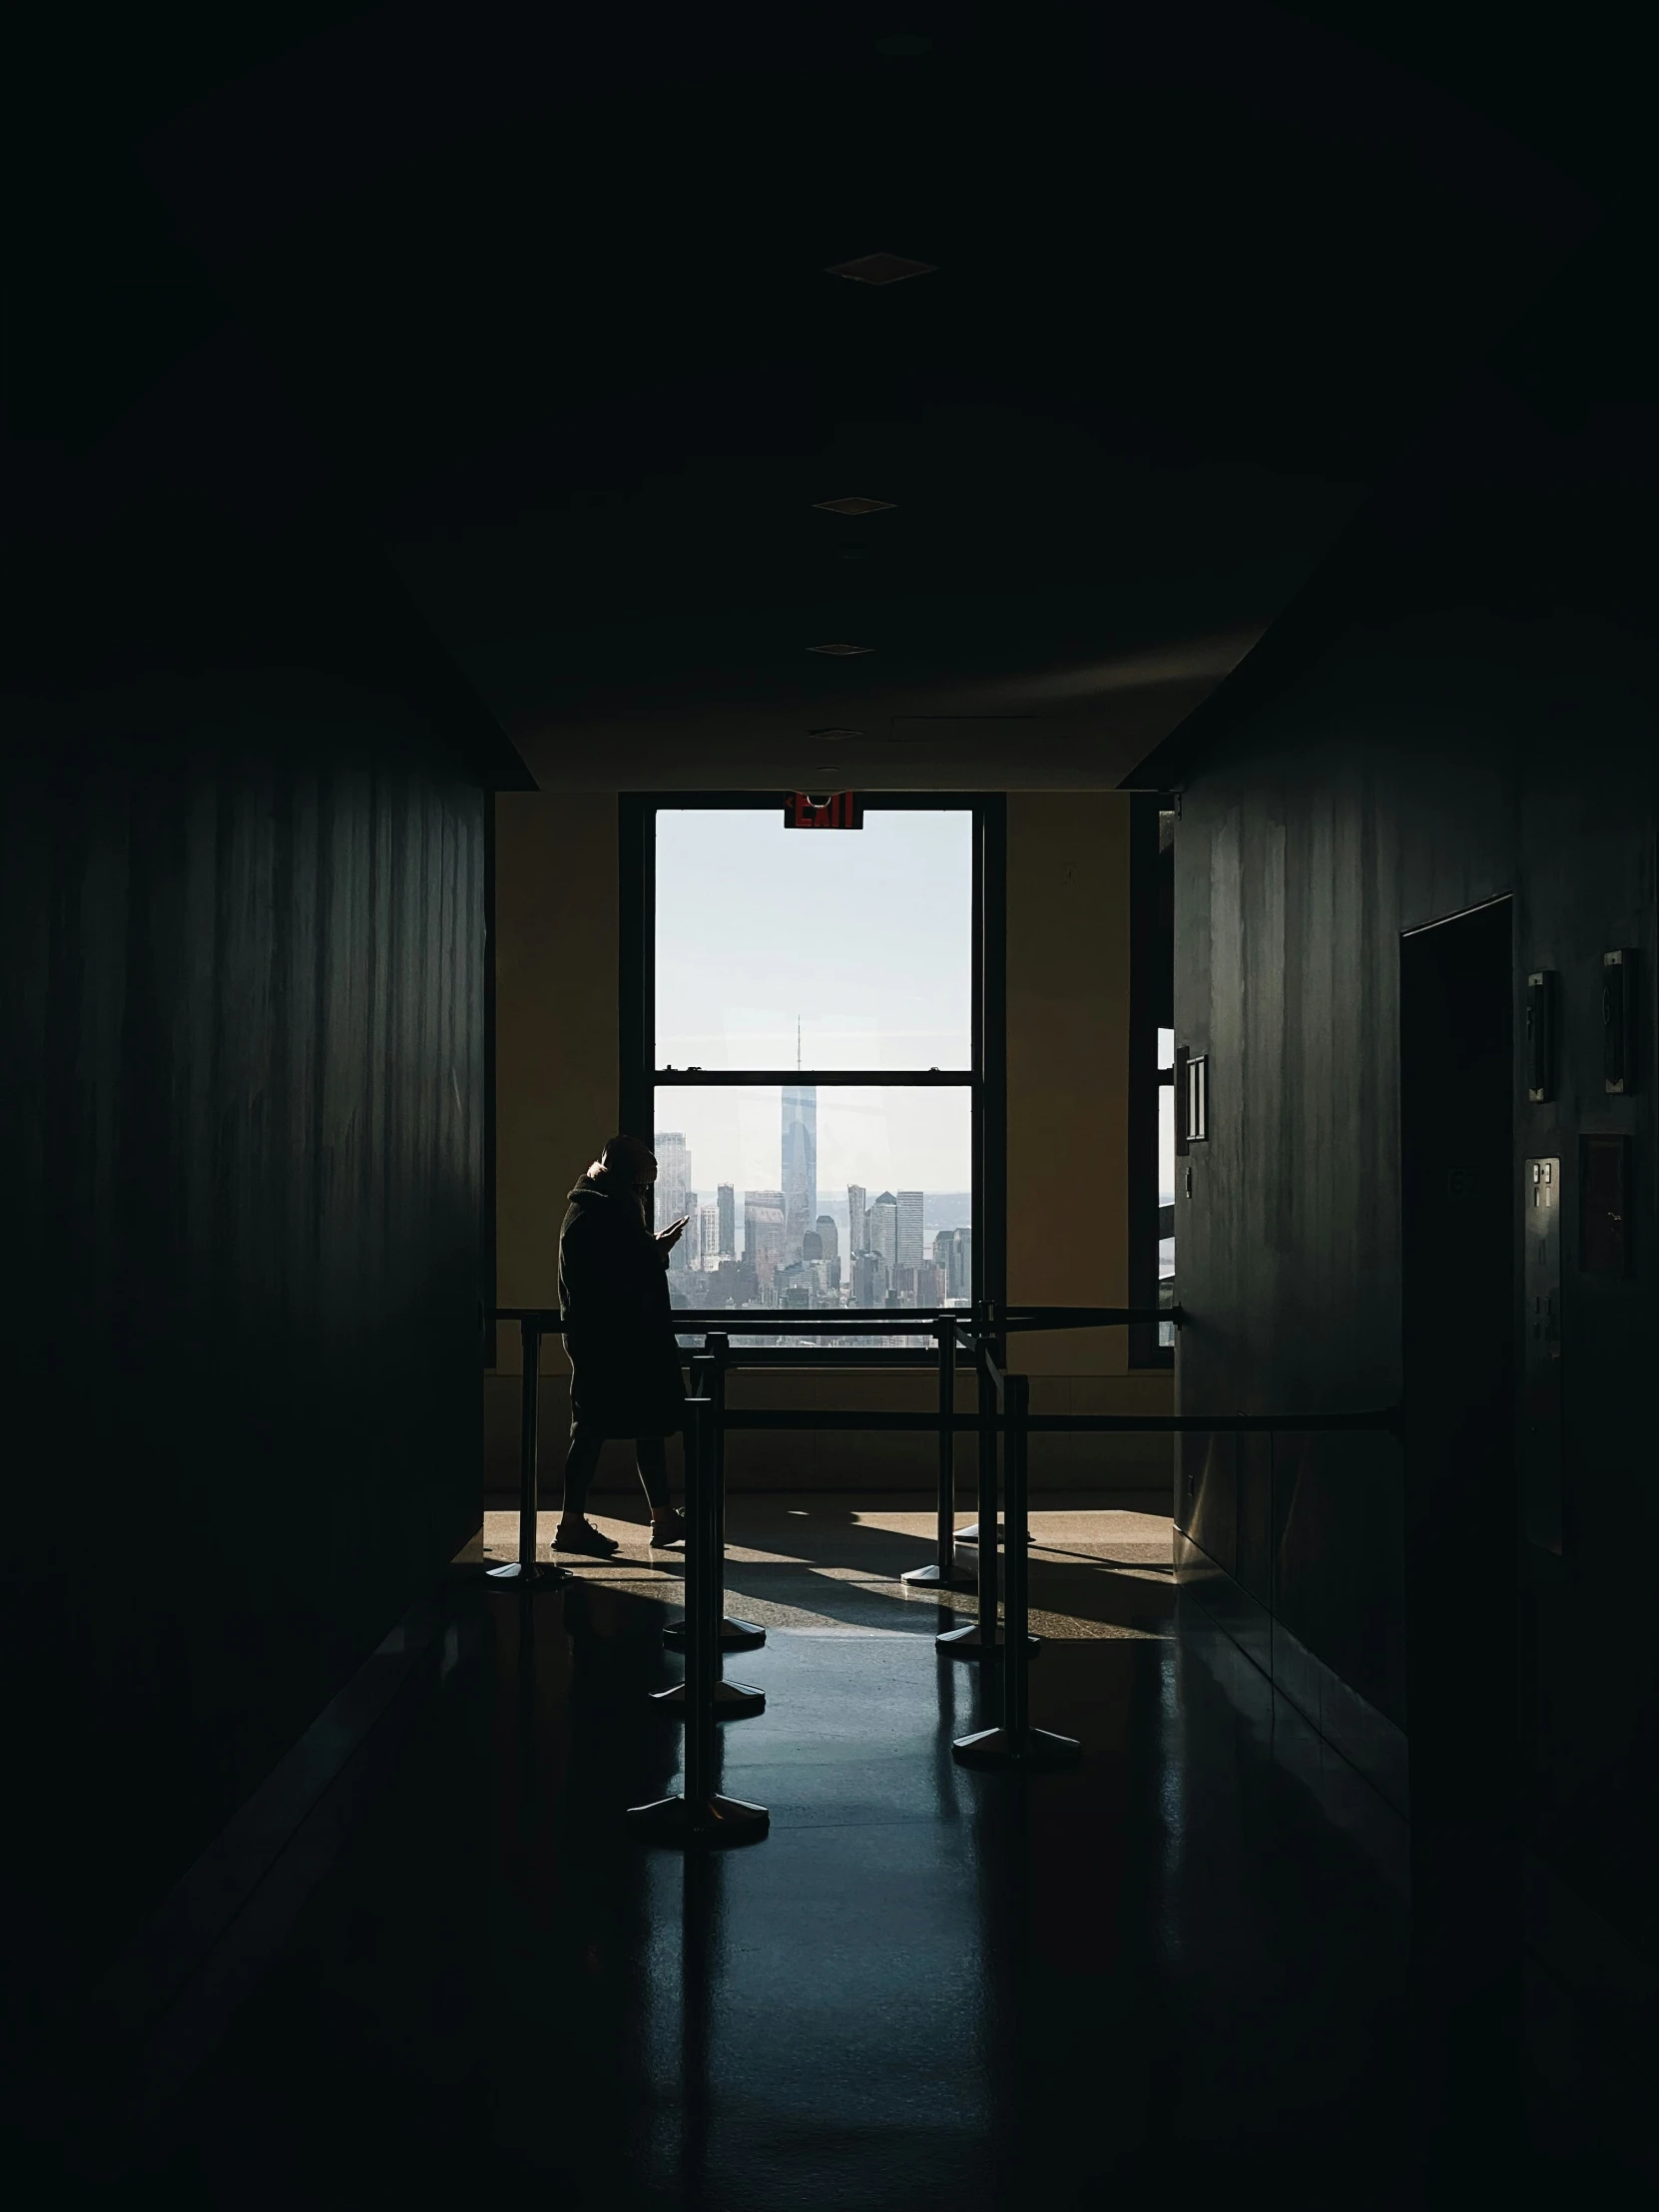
[655, 809, 972, 1071]
[654, 809, 974, 1194]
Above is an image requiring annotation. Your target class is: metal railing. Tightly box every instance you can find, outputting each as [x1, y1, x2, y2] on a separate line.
[487, 1302, 1402, 1842]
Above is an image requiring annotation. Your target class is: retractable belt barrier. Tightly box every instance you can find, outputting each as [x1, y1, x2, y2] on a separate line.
[490, 1304, 1401, 1838]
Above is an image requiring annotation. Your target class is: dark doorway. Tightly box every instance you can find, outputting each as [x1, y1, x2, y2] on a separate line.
[1398, 894, 1520, 2166]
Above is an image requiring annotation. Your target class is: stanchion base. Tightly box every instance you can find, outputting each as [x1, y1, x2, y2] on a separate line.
[901, 1560, 978, 1589]
[952, 1524, 1031, 1545]
[625, 1793, 771, 1847]
[663, 1616, 768, 1653]
[951, 1725, 1081, 1770]
[484, 1560, 570, 1588]
[935, 1622, 1041, 1658]
[650, 1678, 767, 1720]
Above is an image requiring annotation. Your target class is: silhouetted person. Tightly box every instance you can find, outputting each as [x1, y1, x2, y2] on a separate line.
[555, 1135, 690, 1554]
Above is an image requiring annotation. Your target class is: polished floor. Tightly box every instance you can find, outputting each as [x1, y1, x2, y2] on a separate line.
[29, 1496, 1573, 2207]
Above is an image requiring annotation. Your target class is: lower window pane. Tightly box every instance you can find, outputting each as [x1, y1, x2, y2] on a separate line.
[652, 1085, 973, 1348]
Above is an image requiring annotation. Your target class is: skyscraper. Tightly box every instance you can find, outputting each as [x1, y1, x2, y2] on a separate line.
[816, 1213, 840, 1292]
[934, 1227, 972, 1301]
[654, 1131, 690, 1233]
[896, 1190, 923, 1274]
[744, 1189, 786, 1290]
[717, 1183, 736, 1258]
[851, 1250, 888, 1308]
[847, 1184, 867, 1258]
[870, 1192, 898, 1271]
[698, 1203, 720, 1268]
[782, 1083, 817, 1263]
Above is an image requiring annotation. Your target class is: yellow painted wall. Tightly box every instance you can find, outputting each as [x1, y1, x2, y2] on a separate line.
[487, 790, 1172, 1498]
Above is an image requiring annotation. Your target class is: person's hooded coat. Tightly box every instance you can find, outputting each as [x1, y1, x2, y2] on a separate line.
[557, 1174, 686, 1436]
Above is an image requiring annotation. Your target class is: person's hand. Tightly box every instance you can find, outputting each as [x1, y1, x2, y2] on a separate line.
[656, 1216, 688, 1256]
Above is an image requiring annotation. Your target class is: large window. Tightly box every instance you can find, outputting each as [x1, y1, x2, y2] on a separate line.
[622, 797, 1000, 1355]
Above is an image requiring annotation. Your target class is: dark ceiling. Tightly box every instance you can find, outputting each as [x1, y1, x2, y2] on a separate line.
[9, 1, 1637, 790]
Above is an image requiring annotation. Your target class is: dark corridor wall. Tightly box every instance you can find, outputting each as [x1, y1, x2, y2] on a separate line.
[0, 687, 487, 2064]
[1164, 363, 1658, 1938]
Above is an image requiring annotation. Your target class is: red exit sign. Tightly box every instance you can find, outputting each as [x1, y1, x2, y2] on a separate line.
[785, 792, 864, 829]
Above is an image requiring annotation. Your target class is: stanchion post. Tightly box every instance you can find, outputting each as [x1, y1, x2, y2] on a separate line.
[687, 1394, 718, 1805]
[981, 1353, 999, 1656]
[937, 1339, 1000, 1655]
[663, 1333, 767, 1656]
[903, 1317, 973, 1590]
[488, 1316, 567, 1588]
[938, 1318, 955, 1579]
[654, 1347, 765, 1717]
[711, 1334, 766, 1648]
[953, 1371, 1079, 1770]
[628, 1394, 769, 1846]
[1003, 1373, 1031, 1741]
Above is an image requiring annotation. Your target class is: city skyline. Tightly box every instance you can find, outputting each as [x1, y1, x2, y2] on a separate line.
[656, 1077, 972, 1318]
[651, 1083, 971, 1204]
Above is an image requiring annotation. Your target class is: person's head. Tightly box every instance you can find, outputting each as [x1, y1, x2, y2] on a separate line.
[589, 1134, 657, 1220]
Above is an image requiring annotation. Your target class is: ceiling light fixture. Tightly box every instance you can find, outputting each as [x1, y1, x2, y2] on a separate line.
[813, 496, 896, 515]
[807, 642, 872, 655]
[826, 253, 935, 285]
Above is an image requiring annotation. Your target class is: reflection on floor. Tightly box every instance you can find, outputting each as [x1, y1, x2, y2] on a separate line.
[33, 1496, 1520, 2206]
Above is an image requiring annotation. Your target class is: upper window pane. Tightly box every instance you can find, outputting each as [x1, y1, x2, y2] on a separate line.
[655, 808, 972, 1071]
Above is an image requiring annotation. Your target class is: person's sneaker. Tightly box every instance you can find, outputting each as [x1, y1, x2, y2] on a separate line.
[554, 1516, 620, 1557]
[649, 1509, 689, 1548]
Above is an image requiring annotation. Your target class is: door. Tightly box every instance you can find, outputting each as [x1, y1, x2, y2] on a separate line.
[1398, 895, 1520, 2161]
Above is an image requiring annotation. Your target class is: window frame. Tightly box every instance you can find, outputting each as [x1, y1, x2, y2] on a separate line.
[620, 791, 1005, 1365]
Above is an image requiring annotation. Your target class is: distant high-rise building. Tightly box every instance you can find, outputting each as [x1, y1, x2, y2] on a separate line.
[891, 1264, 918, 1307]
[816, 1214, 840, 1292]
[782, 1084, 817, 1263]
[717, 1183, 736, 1258]
[896, 1190, 923, 1273]
[744, 1189, 786, 1289]
[847, 1184, 867, 1258]
[870, 1192, 898, 1271]
[851, 1250, 888, 1308]
[802, 1230, 823, 1263]
[698, 1203, 720, 1268]
[655, 1132, 691, 1233]
[932, 1226, 972, 1298]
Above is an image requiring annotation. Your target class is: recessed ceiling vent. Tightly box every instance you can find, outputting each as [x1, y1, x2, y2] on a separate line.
[826, 254, 935, 285]
[813, 496, 896, 514]
[807, 642, 873, 655]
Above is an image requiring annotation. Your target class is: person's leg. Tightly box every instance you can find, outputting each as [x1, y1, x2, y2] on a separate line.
[555, 1424, 619, 1553]
[637, 1436, 687, 1544]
